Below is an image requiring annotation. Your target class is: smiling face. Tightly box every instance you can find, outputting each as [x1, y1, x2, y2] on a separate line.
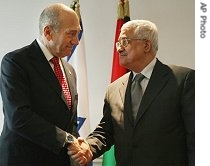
[117, 27, 148, 72]
[116, 20, 157, 73]
[40, 4, 81, 58]
[46, 13, 80, 58]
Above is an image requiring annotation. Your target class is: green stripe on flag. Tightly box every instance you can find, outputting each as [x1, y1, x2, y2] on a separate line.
[102, 146, 116, 166]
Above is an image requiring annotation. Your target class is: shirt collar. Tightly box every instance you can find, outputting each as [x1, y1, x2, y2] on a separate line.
[132, 58, 157, 79]
[36, 38, 54, 61]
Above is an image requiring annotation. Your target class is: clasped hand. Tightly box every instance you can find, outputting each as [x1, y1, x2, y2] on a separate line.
[67, 137, 93, 166]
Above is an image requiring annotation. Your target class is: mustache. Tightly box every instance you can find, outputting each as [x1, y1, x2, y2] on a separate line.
[119, 52, 128, 56]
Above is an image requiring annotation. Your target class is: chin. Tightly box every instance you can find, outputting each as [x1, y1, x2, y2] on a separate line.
[119, 59, 125, 66]
[120, 61, 129, 69]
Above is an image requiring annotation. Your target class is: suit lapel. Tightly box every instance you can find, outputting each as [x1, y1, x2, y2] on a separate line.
[123, 72, 135, 126]
[119, 75, 129, 104]
[29, 40, 71, 109]
[134, 60, 170, 126]
[61, 59, 77, 110]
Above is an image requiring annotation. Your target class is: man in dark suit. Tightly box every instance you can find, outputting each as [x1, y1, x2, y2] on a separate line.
[70, 20, 195, 166]
[0, 3, 91, 166]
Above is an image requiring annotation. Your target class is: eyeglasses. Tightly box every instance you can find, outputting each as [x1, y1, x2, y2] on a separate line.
[116, 38, 143, 49]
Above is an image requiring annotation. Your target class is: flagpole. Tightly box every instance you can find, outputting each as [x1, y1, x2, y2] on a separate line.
[67, 1, 92, 165]
[102, 0, 130, 165]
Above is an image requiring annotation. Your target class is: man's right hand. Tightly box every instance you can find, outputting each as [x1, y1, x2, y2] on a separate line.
[67, 137, 93, 166]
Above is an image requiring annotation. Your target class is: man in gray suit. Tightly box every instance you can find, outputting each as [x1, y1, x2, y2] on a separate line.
[70, 20, 195, 166]
[0, 3, 91, 166]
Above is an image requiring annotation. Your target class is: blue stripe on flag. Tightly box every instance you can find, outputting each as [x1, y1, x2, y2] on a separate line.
[67, 21, 83, 62]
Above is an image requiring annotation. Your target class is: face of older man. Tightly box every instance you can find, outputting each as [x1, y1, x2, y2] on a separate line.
[116, 27, 148, 72]
[45, 11, 81, 58]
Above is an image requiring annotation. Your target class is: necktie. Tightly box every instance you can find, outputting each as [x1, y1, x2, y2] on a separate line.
[50, 57, 72, 109]
[131, 73, 145, 119]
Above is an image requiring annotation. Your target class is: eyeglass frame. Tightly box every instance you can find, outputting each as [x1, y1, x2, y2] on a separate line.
[115, 38, 146, 49]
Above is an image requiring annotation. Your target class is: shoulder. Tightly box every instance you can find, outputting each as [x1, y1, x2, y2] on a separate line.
[156, 59, 194, 79]
[167, 64, 195, 81]
[2, 40, 38, 63]
[109, 72, 131, 88]
[154, 59, 194, 86]
[160, 63, 195, 88]
[168, 64, 194, 74]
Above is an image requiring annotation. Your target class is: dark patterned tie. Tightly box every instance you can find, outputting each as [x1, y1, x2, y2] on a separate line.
[50, 57, 72, 109]
[131, 73, 145, 119]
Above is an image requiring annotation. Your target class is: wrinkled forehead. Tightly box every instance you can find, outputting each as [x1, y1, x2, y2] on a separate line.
[61, 12, 81, 31]
[66, 21, 81, 32]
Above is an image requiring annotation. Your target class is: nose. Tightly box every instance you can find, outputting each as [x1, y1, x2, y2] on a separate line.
[116, 44, 124, 52]
[71, 35, 80, 46]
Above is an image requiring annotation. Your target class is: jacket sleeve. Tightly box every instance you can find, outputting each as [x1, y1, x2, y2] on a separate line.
[0, 52, 67, 154]
[86, 99, 114, 159]
[181, 69, 195, 166]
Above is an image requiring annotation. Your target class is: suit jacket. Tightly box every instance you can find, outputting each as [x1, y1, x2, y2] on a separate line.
[87, 59, 195, 166]
[0, 40, 79, 166]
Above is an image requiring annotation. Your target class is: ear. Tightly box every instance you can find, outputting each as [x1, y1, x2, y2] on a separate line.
[144, 40, 152, 53]
[43, 25, 53, 41]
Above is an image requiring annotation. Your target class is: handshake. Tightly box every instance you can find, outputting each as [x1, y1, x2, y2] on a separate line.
[66, 135, 93, 166]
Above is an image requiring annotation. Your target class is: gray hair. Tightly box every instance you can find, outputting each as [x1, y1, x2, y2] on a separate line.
[122, 20, 158, 53]
[39, 3, 69, 35]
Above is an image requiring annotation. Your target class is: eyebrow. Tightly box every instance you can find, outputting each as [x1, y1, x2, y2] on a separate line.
[66, 29, 79, 32]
